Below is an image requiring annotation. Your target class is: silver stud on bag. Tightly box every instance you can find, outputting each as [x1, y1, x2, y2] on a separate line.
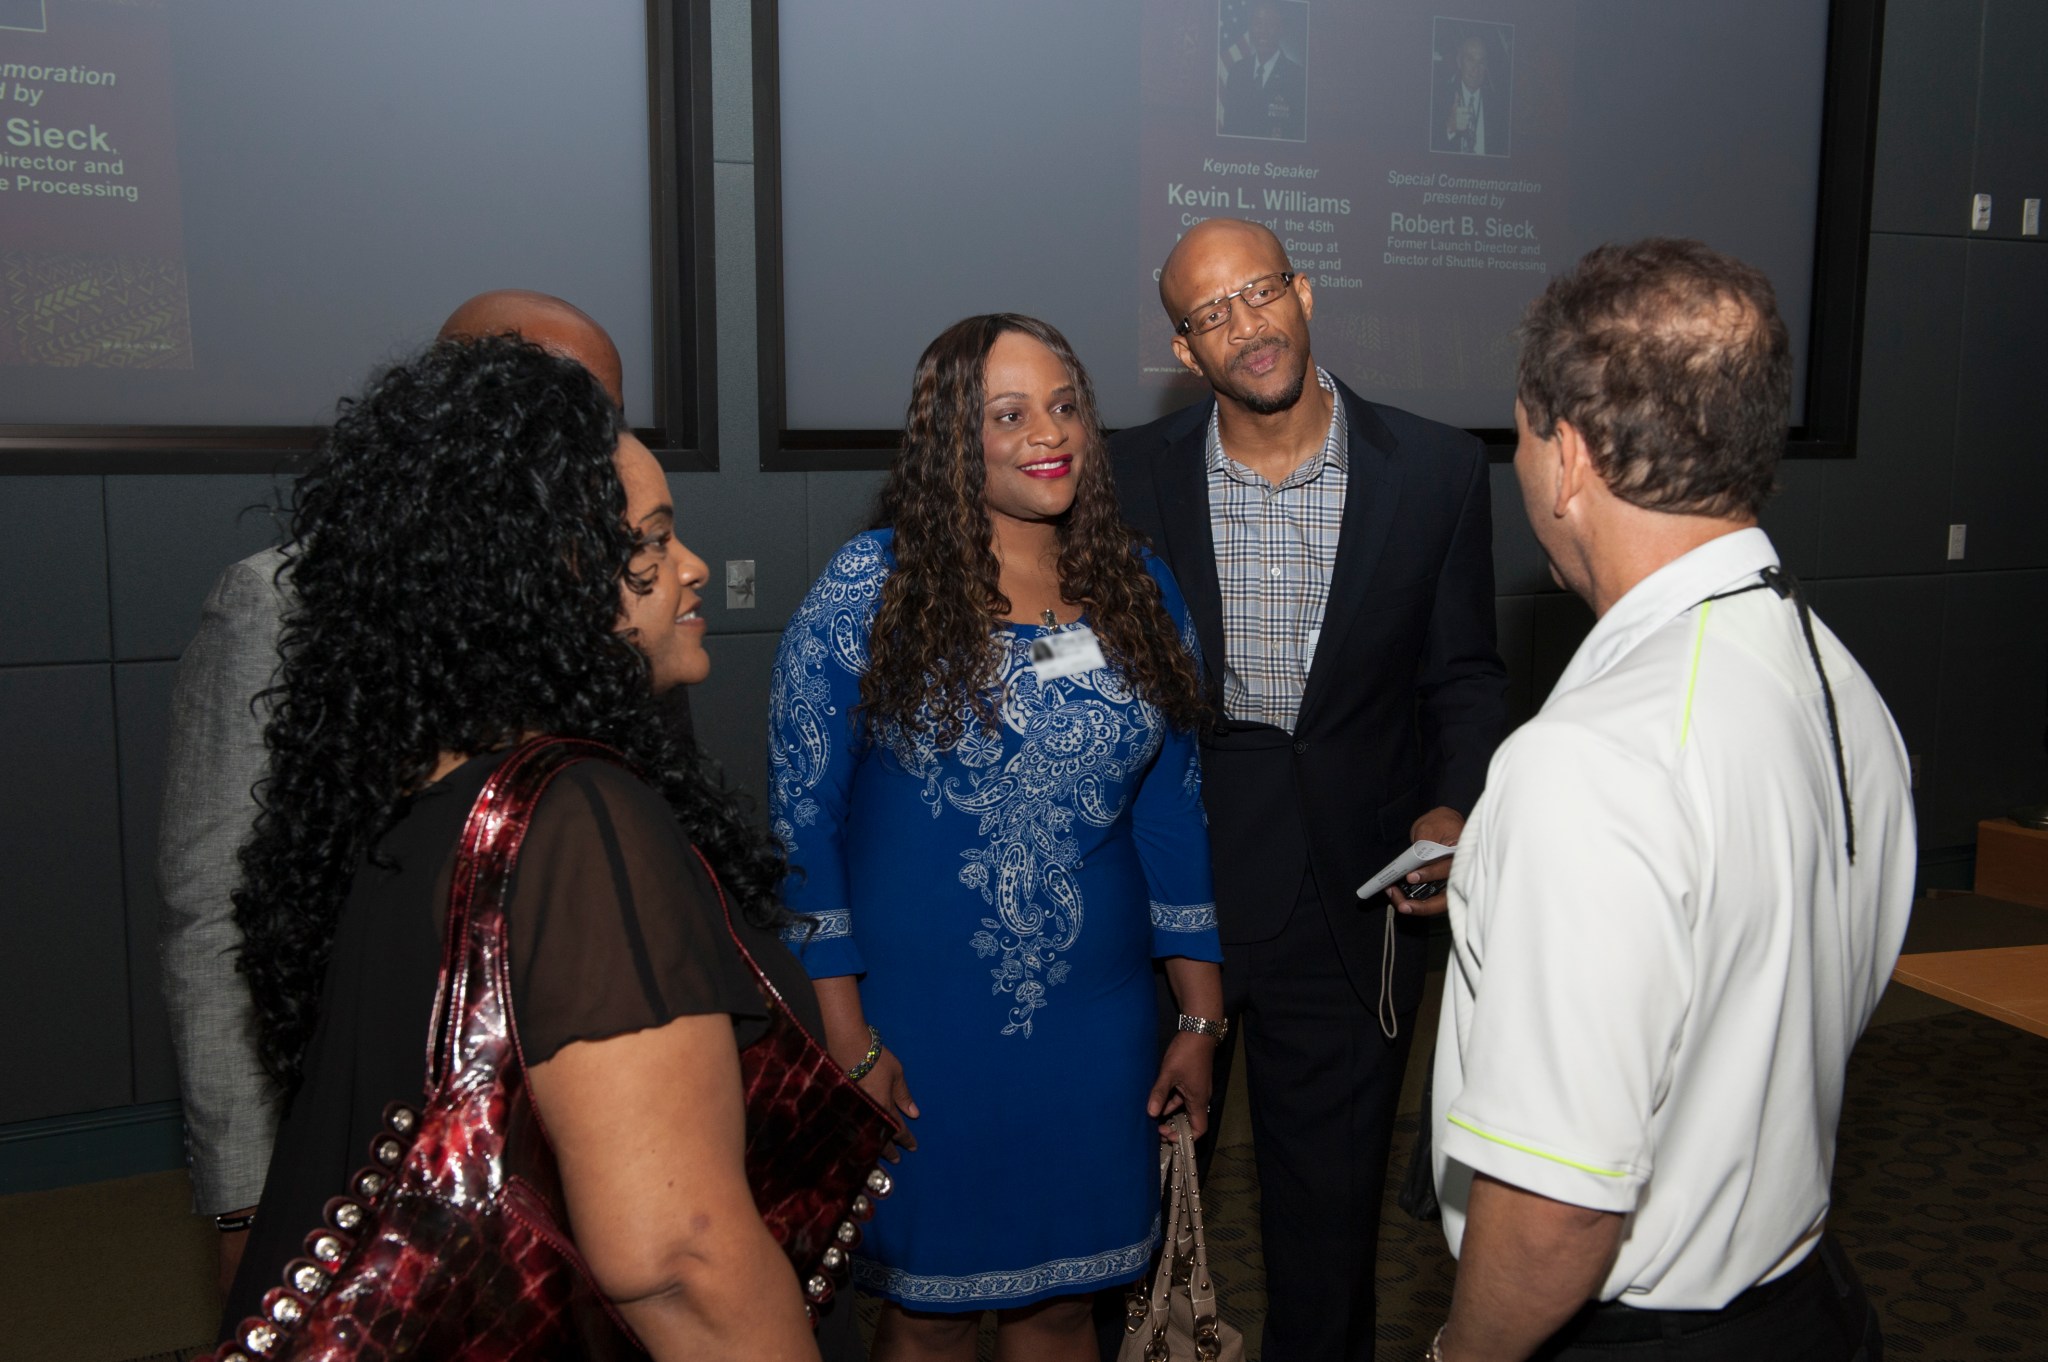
[850, 1194, 872, 1219]
[355, 1169, 387, 1198]
[835, 1219, 861, 1246]
[821, 1246, 847, 1272]
[244, 1322, 280, 1354]
[805, 1273, 831, 1301]
[290, 1263, 328, 1295]
[388, 1105, 417, 1136]
[866, 1167, 893, 1197]
[311, 1234, 345, 1264]
[268, 1295, 304, 1325]
[331, 1201, 364, 1232]
[374, 1138, 403, 1166]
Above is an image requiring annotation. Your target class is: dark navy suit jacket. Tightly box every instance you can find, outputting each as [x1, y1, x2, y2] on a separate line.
[1110, 376, 1508, 1011]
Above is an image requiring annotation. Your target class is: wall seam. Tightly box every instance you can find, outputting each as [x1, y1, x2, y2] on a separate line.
[0, 658, 183, 673]
[99, 477, 141, 1106]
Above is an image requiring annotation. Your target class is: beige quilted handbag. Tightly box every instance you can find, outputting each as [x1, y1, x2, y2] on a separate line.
[1116, 1114, 1245, 1362]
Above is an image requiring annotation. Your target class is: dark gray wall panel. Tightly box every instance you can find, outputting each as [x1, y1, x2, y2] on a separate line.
[806, 472, 889, 581]
[1930, 571, 2048, 847]
[1488, 464, 1553, 597]
[671, 464, 809, 634]
[1806, 575, 1946, 846]
[1761, 459, 1823, 581]
[713, 159, 758, 465]
[1530, 591, 1594, 712]
[676, 161, 808, 633]
[1870, 0, 1982, 237]
[105, 475, 289, 661]
[1950, 242, 2048, 572]
[1975, 0, 2048, 240]
[692, 631, 780, 816]
[1820, 234, 1966, 579]
[114, 662, 182, 1106]
[711, 0, 752, 164]
[0, 666, 131, 1123]
[0, 477, 111, 667]
[1494, 594, 1536, 731]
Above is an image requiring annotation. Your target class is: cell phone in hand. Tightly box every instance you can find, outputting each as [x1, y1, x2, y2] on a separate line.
[1400, 879, 1443, 901]
[1356, 840, 1457, 900]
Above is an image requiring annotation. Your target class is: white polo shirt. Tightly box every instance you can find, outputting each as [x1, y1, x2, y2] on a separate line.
[1431, 528, 1915, 1310]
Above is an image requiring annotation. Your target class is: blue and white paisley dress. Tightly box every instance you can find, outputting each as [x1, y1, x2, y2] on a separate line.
[768, 529, 1221, 1312]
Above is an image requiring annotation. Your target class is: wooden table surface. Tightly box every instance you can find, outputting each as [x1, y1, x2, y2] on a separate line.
[1891, 943, 2048, 1041]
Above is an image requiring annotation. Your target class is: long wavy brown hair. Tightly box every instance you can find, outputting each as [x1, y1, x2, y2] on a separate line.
[864, 314, 1208, 749]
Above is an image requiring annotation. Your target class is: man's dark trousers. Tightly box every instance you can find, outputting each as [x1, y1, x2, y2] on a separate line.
[1201, 870, 1414, 1362]
[1532, 1237, 1883, 1361]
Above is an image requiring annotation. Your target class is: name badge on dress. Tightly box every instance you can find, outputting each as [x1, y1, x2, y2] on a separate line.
[1029, 625, 1108, 681]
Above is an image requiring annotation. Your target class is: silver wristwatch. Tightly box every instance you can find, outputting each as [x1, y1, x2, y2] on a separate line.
[1176, 1012, 1230, 1041]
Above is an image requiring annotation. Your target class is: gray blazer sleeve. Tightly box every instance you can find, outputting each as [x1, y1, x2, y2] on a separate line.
[156, 548, 289, 1214]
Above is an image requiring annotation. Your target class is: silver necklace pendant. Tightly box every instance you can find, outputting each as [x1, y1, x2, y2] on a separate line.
[1041, 608, 1058, 627]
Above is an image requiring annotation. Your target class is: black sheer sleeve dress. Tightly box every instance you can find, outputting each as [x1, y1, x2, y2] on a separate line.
[223, 749, 852, 1355]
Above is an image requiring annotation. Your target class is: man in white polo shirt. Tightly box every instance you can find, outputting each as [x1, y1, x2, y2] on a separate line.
[1427, 238, 1913, 1361]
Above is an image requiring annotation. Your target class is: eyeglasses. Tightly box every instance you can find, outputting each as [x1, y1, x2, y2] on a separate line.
[1176, 272, 1296, 337]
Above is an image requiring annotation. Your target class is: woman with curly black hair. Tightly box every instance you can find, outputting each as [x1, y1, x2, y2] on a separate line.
[224, 335, 843, 1360]
[768, 315, 1225, 1359]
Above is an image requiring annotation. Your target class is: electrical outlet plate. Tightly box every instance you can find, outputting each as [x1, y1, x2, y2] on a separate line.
[725, 559, 756, 609]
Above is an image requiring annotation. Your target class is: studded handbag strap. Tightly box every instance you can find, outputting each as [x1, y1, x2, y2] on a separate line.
[1173, 1115, 1225, 1340]
[1145, 1120, 1193, 1340]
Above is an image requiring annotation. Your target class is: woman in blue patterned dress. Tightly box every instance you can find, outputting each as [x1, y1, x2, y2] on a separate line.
[768, 315, 1225, 1360]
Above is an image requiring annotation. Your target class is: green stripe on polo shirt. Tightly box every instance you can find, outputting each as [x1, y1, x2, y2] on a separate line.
[1679, 600, 1713, 749]
[1445, 1113, 1629, 1178]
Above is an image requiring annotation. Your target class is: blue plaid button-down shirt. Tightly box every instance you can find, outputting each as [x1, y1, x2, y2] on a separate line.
[1204, 366, 1348, 733]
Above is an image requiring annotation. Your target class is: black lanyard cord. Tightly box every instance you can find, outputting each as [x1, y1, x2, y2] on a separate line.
[1704, 566, 1857, 864]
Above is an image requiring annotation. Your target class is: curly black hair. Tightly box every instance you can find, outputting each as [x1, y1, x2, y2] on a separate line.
[864, 314, 1208, 749]
[233, 335, 786, 1093]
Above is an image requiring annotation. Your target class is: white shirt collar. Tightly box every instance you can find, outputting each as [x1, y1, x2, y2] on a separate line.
[1546, 526, 1780, 704]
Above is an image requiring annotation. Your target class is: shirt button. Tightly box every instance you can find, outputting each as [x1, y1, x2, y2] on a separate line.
[1293, 740, 1308, 754]
[1269, 566, 1283, 579]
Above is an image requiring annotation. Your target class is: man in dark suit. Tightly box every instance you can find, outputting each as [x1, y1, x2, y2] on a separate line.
[1221, 1, 1307, 141]
[1431, 32, 1510, 157]
[1110, 218, 1508, 1362]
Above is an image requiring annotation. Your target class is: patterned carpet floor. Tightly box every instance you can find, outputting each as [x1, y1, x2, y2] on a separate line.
[128, 1011, 2048, 1362]
[1198, 1010, 2048, 1361]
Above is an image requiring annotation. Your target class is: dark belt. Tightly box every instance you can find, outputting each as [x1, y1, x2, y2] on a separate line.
[1548, 1239, 1835, 1346]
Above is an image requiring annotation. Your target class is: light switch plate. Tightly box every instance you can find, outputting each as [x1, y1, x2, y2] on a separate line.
[725, 559, 756, 609]
[1946, 524, 1967, 561]
[2024, 199, 2041, 237]
[1971, 193, 1992, 231]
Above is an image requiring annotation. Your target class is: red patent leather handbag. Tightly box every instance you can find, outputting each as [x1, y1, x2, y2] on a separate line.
[211, 736, 900, 1360]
